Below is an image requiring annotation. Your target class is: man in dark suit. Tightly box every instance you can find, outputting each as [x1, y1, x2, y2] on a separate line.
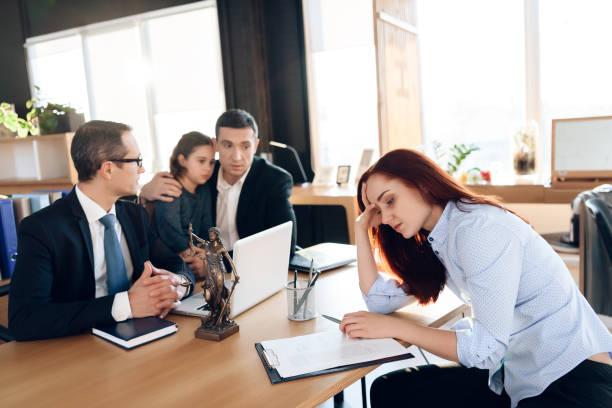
[9, 120, 194, 341]
[141, 109, 297, 256]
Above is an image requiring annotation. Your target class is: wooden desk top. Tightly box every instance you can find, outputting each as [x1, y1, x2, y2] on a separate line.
[291, 183, 582, 205]
[0, 266, 466, 407]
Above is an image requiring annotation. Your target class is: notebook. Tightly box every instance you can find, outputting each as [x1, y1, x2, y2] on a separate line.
[92, 317, 177, 350]
[289, 243, 356, 272]
[256, 329, 414, 383]
[172, 221, 293, 319]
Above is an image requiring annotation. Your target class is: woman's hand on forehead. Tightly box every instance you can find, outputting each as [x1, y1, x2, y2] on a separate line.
[361, 181, 372, 207]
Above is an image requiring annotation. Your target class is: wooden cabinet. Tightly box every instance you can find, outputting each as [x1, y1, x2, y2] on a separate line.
[0, 133, 76, 194]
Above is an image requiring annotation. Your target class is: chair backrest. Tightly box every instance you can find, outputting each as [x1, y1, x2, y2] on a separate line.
[583, 197, 612, 316]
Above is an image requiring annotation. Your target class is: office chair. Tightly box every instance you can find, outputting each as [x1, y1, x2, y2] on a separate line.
[583, 198, 612, 317]
[0, 281, 13, 342]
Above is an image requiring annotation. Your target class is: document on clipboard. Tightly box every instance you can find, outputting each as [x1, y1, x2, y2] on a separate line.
[255, 330, 413, 383]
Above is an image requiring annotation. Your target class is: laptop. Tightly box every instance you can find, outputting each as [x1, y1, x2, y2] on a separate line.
[289, 242, 356, 273]
[172, 221, 293, 319]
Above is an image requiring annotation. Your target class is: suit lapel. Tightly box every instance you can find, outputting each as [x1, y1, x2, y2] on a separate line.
[236, 157, 262, 235]
[65, 189, 95, 275]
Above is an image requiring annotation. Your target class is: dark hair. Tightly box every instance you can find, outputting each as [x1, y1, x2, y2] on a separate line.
[357, 149, 526, 305]
[71, 120, 132, 182]
[169, 131, 214, 178]
[215, 109, 258, 139]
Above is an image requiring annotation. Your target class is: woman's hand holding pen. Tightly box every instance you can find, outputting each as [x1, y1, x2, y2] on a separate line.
[339, 311, 400, 340]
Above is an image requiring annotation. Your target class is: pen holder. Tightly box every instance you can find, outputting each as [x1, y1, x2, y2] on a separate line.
[286, 279, 317, 321]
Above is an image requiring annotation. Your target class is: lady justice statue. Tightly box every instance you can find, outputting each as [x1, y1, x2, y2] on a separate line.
[187, 225, 240, 341]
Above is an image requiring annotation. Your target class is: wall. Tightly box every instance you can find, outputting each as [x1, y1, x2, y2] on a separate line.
[0, 0, 30, 117]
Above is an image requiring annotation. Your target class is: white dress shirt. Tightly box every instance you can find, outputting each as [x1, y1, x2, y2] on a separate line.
[216, 166, 251, 249]
[75, 185, 134, 321]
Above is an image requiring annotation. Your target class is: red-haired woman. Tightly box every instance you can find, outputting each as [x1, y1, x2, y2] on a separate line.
[339, 149, 612, 408]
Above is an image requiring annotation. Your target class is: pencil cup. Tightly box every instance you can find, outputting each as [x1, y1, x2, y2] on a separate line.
[286, 279, 317, 321]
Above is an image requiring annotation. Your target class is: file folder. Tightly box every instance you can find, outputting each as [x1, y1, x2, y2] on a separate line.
[0, 200, 18, 279]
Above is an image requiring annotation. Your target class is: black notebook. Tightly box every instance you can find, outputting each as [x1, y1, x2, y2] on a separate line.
[92, 317, 177, 349]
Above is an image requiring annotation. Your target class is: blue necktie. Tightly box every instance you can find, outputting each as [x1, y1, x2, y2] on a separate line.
[99, 214, 129, 295]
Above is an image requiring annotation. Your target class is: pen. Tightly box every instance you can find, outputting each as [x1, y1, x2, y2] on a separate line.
[308, 270, 320, 287]
[321, 314, 341, 325]
[293, 269, 298, 315]
[295, 270, 321, 313]
[308, 259, 314, 286]
[304, 262, 313, 320]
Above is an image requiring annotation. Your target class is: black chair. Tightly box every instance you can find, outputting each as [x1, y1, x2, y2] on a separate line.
[0, 281, 13, 342]
[583, 198, 612, 316]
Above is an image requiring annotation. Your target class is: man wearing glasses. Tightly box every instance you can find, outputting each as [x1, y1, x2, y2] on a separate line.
[9, 120, 194, 341]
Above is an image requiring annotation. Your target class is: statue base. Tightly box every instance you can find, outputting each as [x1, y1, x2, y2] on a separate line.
[195, 321, 239, 341]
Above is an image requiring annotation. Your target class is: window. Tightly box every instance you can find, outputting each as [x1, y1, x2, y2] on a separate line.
[418, 0, 526, 182]
[539, 0, 612, 178]
[147, 8, 226, 169]
[25, 1, 225, 178]
[26, 35, 89, 117]
[417, 0, 612, 183]
[302, 0, 379, 180]
[304, 0, 612, 185]
[85, 25, 154, 170]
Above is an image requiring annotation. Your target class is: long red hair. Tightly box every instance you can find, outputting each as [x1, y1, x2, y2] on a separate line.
[358, 149, 525, 304]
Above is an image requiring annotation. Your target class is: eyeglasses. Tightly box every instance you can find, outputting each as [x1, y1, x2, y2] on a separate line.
[110, 155, 143, 168]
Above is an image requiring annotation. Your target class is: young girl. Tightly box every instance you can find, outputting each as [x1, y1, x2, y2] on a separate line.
[340, 149, 612, 407]
[154, 131, 215, 279]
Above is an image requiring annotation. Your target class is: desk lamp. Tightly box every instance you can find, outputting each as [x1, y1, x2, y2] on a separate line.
[269, 141, 308, 184]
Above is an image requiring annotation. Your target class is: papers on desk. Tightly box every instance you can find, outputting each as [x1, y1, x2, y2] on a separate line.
[256, 330, 413, 383]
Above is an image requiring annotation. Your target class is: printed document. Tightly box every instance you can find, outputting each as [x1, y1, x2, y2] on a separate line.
[260, 330, 409, 378]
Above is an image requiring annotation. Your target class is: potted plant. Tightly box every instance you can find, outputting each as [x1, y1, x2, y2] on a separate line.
[0, 100, 40, 138]
[36, 102, 85, 135]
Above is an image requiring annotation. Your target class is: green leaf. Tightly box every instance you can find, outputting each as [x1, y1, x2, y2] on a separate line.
[26, 100, 32, 109]
[17, 127, 28, 138]
[4, 122, 18, 132]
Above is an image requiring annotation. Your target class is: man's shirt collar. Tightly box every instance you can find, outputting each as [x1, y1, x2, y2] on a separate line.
[75, 184, 116, 224]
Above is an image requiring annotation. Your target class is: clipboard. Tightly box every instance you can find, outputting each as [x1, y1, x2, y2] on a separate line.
[254, 342, 414, 384]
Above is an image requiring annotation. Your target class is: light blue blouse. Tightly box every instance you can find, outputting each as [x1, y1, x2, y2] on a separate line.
[363, 200, 612, 408]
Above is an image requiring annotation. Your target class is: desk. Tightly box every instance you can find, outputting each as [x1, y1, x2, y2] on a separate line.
[0, 266, 466, 407]
[290, 184, 582, 246]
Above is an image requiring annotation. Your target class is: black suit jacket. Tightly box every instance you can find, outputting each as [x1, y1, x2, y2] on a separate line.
[210, 156, 297, 256]
[8, 189, 194, 341]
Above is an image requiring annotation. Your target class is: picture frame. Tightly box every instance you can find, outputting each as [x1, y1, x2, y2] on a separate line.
[336, 165, 351, 185]
[312, 165, 335, 186]
[551, 115, 612, 188]
[356, 148, 375, 181]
